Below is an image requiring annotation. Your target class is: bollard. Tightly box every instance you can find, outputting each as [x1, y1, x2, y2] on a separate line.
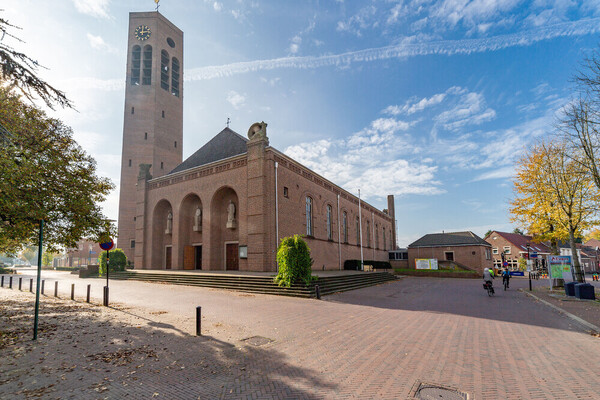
[86, 284, 91, 303]
[71, 283, 75, 300]
[196, 306, 202, 336]
[529, 275, 532, 291]
[1, 275, 4, 287]
[41, 280, 45, 295]
[9, 276, 13, 289]
[29, 278, 33, 292]
[54, 281, 58, 297]
[103, 286, 109, 307]
[18, 277, 22, 291]
[315, 284, 321, 300]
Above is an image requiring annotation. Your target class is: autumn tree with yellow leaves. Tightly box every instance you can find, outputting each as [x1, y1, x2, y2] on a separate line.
[510, 140, 599, 282]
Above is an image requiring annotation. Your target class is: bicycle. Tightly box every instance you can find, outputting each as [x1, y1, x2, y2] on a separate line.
[483, 281, 495, 296]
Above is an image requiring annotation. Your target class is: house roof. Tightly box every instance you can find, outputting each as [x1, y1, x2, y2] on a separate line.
[487, 231, 550, 253]
[408, 231, 490, 248]
[170, 127, 248, 174]
[584, 238, 600, 249]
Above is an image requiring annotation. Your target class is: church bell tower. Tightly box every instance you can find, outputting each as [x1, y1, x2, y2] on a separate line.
[118, 11, 183, 264]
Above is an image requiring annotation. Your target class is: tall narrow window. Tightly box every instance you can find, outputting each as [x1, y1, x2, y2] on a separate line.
[174, 141, 177, 148]
[131, 45, 141, 85]
[128, 159, 132, 167]
[131, 106, 134, 114]
[375, 224, 379, 249]
[327, 205, 333, 240]
[356, 217, 360, 244]
[160, 161, 164, 169]
[160, 50, 170, 91]
[343, 212, 348, 243]
[144, 132, 148, 140]
[366, 220, 370, 247]
[306, 196, 313, 236]
[171, 57, 180, 97]
[142, 45, 152, 85]
[383, 228, 386, 251]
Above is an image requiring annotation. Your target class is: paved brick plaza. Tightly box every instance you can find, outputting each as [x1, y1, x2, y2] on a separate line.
[1, 272, 599, 399]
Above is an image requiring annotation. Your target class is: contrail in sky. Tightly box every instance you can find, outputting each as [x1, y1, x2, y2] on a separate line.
[185, 17, 600, 81]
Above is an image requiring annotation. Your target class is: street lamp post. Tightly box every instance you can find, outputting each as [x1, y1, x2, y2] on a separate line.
[527, 243, 532, 291]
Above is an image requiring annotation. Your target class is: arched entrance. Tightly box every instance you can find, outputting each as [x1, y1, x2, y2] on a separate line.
[178, 194, 203, 270]
[151, 199, 173, 269]
[210, 187, 239, 270]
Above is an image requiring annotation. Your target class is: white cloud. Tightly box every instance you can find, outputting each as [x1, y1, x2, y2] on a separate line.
[226, 90, 245, 109]
[213, 2, 223, 12]
[185, 17, 600, 81]
[86, 33, 117, 53]
[384, 91, 448, 115]
[336, 5, 377, 37]
[72, 0, 111, 19]
[435, 90, 496, 131]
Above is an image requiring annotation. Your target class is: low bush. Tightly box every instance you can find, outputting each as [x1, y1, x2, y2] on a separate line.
[274, 235, 316, 287]
[99, 248, 127, 276]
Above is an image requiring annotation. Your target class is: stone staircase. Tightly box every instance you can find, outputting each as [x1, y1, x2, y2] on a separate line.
[109, 270, 398, 298]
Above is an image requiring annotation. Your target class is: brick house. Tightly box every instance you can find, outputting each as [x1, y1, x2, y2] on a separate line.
[133, 123, 396, 272]
[484, 231, 551, 270]
[407, 231, 492, 274]
[559, 242, 600, 273]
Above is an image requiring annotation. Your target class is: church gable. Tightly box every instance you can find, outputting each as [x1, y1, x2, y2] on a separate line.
[170, 127, 248, 174]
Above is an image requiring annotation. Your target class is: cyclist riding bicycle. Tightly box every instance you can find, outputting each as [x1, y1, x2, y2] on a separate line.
[502, 268, 510, 289]
[483, 267, 494, 290]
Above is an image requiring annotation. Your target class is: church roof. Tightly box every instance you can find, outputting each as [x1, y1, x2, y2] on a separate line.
[408, 231, 490, 248]
[170, 127, 248, 174]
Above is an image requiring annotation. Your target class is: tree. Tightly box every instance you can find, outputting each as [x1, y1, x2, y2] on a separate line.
[274, 235, 315, 287]
[0, 15, 72, 109]
[99, 248, 127, 276]
[0, 87, 115, 253]
[484, 230, 493, 239]
[42, 251, 56, 267]
[511, 140, 599, 282]
[512, 228, 524, 235]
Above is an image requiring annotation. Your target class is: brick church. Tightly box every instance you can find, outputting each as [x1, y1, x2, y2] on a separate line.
[118, 11, 396, 272]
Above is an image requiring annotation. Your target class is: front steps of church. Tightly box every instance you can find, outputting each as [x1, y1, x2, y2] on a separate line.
[110, 270, 397, 298]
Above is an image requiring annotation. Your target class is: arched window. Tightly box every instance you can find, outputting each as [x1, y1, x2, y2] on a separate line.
[383, 227, 386, 251]
[160, 50, 170, 91]
[171, 57, 180, 97]
[327, 205, 333, 240]
[131, 45, 141, 85]
[306, 197, 313, 236]
[356, 217, 360, 245]
[142, 45, 152, 85]
[343, 212, 347, 243]
[366, 220, 370, 248]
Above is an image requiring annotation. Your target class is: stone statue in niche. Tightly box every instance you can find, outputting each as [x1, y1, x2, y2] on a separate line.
[165, 211, 173, 234]
[193, 207, 202, 232]
[226, 200, 236, 229]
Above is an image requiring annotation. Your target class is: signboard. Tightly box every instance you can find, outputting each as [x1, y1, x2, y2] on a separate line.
[99, 239, 114, 251]
[530, 252, 538, 259]
[548, 255, 573, 281]
[415, 258, 438, 270]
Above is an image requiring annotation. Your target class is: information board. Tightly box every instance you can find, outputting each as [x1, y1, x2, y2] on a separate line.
[415, 258, 438, 270]
[548, 255, 573, 281]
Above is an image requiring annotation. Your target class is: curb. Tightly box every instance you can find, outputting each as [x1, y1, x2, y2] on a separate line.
[522, 290, 600, 333]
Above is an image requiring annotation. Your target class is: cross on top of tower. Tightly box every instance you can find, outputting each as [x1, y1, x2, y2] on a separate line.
[155, 0, 160, 11]
[227, 118, 230, 128]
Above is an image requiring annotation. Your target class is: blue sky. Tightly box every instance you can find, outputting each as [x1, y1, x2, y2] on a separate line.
[3, 0, 600, 247]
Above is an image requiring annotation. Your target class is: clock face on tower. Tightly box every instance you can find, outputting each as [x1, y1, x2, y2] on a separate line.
[134, 25, 151, 41]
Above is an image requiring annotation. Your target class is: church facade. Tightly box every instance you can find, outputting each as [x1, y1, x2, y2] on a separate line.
[118, 12, 396, 272]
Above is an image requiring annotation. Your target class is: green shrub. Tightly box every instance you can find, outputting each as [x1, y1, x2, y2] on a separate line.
[274, 235, 316, 287]
[99, 248, 127, 276]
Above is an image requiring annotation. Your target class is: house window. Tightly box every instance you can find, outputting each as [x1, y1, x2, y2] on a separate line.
[492, 248, 498, 254]
[130, 240, 135, 248]
[503, 246, 511, 254]
[445, 251, 454, 261]
[306, 196, 313, 236]
[130, 45, 141, 85]
[283, 187, 288, 198]
[142, 45, 152, 85]
[343, 212, 347, 243]
[486, 248, 491, 260]
[327, 205, 333, 240]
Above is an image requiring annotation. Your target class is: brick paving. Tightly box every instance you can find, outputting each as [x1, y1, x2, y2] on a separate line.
[1, 272, 599, 399]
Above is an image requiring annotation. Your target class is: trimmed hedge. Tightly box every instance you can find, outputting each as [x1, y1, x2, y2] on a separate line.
[275, 235, 316, 287]
[344, 259, 392, 270]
